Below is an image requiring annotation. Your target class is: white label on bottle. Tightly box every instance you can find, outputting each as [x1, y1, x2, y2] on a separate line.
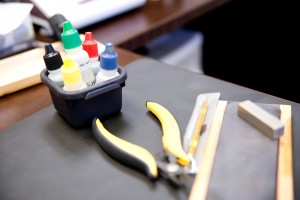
[79, 59, 95, 86]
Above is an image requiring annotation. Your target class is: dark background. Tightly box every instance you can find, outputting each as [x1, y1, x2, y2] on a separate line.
[185, 0, 298, 103]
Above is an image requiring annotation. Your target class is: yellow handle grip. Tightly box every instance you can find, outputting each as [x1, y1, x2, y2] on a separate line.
[146, 102, 190, 166]
[92, 118, 158, 179]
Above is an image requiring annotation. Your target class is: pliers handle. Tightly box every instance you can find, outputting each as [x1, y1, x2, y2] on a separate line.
[92, 118, 158, 180]
[92, 101, 190, 185]
[146, 102, 190, 166]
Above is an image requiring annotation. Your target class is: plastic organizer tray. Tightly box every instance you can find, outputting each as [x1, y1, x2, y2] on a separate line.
[40, 67, 127, 128]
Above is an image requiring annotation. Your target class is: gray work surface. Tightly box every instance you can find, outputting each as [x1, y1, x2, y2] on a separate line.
[0, 58, 299, 200]
[207, 102, 279, 200]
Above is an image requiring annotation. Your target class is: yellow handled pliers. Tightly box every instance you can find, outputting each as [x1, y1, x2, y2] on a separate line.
[92, 101, 191, 186]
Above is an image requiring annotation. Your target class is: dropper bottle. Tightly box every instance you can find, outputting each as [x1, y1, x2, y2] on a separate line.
[96, 42, 119, 84]
[62, 56, 87, 92]
[43, 43, 64, 87]
[82, 32, 100, 75]
[61, 21, 95, 86]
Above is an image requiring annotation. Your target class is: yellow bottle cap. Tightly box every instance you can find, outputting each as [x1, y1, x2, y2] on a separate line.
[62, 56, 82, 85]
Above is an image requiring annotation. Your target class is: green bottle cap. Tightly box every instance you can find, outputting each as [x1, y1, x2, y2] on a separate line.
[61, 21, 81, 50]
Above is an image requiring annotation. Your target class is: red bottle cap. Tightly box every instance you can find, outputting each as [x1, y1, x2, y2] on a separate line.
[82, 32, 98, 58]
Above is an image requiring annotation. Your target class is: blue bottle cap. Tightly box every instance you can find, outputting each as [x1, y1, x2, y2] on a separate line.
[100, 42, 118, 70]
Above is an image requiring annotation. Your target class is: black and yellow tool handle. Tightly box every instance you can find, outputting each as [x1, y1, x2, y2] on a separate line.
[146, 102, 190, 166]
[92, 118, 158, 180]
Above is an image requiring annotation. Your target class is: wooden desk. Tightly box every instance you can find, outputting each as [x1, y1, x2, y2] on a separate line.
[83, 0, 230, 50]
[37, 0, 230, 50]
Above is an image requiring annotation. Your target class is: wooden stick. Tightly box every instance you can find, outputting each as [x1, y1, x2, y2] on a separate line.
[277, 105, 293, 200]
[189, 100, 227, 200]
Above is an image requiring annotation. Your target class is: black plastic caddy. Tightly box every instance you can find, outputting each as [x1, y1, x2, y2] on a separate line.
[40, 67, 127, 128]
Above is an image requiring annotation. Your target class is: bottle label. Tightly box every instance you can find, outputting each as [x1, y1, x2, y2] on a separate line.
[79, 60, 90, 67]
[79, 59, 95, 86]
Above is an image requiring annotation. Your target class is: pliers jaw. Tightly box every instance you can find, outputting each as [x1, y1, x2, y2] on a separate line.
[155, 152, 189, 187]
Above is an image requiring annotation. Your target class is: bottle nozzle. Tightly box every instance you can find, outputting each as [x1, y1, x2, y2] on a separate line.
[44, 43, 56, 55]
[62, 56, 82, 85]
[84, 32, 93, 41]
[63, 56, 76, 69]
[100, 42, 118, 71]
[43, 43, 63, 71]
[104, 42, 114, 53]
[61, 21, 81, 50]
[62, 21, 74, 33]
[82, 32, 98, 58]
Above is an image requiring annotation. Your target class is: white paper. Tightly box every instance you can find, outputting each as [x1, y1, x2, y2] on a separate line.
[30, 0, 146, 30]
[0, 3, 33, 35]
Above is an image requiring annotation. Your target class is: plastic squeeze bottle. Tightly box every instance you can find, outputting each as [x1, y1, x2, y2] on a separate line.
[43, 43, 64, 87]
[61, 21, 95, 86]
[82, 32, 100, 75]
[96, 42, 119, 83]
[62, 56, 87, 92]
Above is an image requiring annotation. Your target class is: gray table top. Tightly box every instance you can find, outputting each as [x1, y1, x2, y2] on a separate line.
[0, 58, 299, 200]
